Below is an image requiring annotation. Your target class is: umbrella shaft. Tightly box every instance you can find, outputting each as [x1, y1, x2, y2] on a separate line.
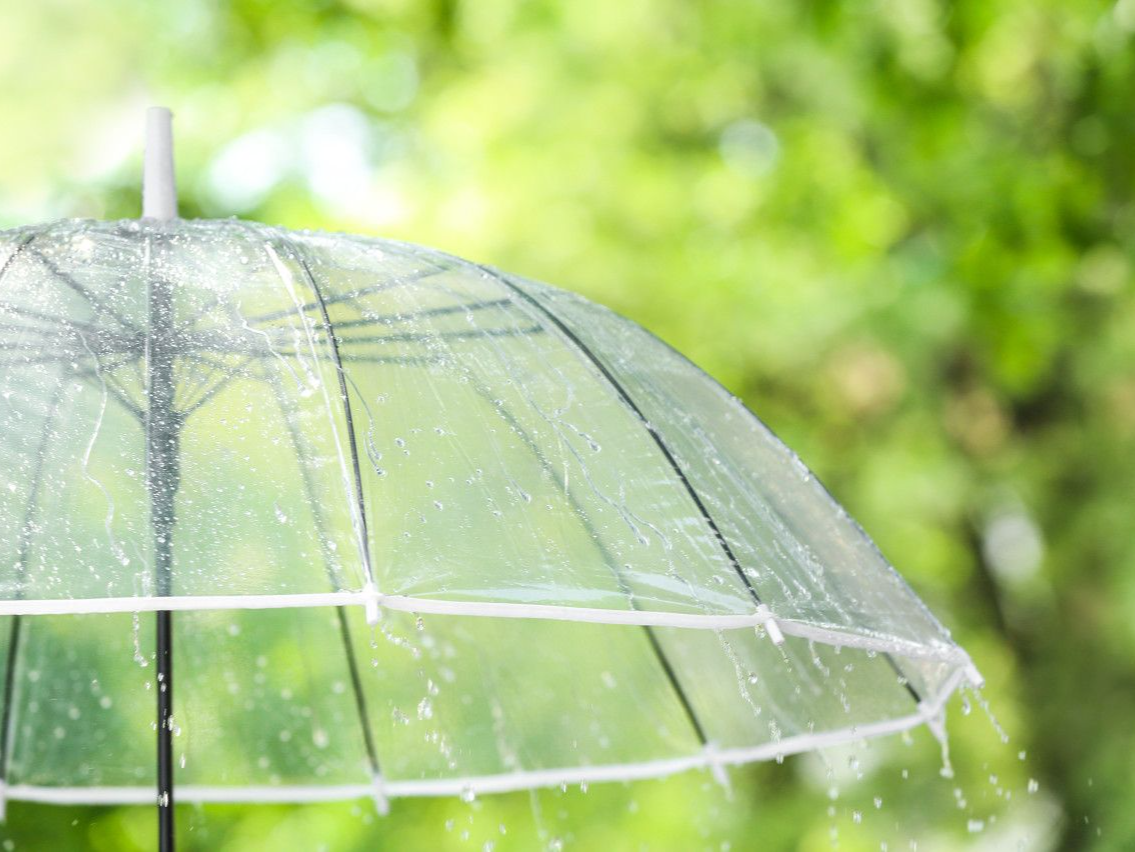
[157, 609, 174, 850]
[147, 265, 180, 850]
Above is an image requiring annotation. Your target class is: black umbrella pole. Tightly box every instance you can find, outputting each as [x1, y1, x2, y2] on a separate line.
[157, 608, 174, 849]
[148, 327, 180, 852]
[147, 263, 180, 851]
[148, 304, 180, 852]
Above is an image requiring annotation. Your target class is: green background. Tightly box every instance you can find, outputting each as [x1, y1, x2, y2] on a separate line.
[0, 0, 1131, 849]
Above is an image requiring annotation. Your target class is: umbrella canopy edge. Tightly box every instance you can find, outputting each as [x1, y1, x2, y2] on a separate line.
[0, 665, 965, 807]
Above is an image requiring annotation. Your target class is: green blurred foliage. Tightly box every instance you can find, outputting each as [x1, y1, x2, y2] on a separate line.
[0, 0, 1132, 848]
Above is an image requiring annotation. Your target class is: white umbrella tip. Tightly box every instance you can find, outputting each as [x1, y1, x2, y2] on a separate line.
[143, 107, 178, 221]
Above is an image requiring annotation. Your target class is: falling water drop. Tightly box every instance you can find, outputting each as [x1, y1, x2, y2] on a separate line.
[970, 688, 1010, 744]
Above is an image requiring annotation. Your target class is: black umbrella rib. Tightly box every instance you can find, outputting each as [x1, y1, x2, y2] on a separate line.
[178, 355, 257, 419]
[464, 377, 712, 748]
[0, 235, 106, 336]
[0, 235, 34, 295]
[0, 381, 68, 789]
[0, 320, 113, 343]
[327, 325, 545, 346]
[328, 298, 513, 330]
[0, 303, 108, 337]
[236, 324, 545, 347]
[192, 349, 446, 367]
[262, 366, 385, 790]
[488, 272, 764, 609]
[286, 249, 377, 593]
[28, 247, 141, 336]
[241, 266, 447, 327]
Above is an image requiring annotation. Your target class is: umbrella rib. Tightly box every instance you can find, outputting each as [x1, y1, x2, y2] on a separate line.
[462, 377, 711, 747]
[26, 246, 142, 336]
[263, 352, 446, 366]
[325, 325, 546, 346]
[328, 297, 514, 330]
[218, 325, 546, 348]
[178, 355, 257, 419]
[0, 381, 68, 790]
[262, 365, 385, 789]
[0, 321, 115, 343]
[285, 246, 377, 594]
[239, 266, 447, 327]
[0, 302, 111, 338]
[0, 232, 134, 343]
[485, 271, 765, 609]
[0, 235, 34, 287]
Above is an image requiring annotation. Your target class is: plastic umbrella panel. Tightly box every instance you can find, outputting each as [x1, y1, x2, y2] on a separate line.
[0, 219, 972, 801]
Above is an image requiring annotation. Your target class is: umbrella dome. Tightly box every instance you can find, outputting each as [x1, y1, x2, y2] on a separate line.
[0, 110, 980, 844]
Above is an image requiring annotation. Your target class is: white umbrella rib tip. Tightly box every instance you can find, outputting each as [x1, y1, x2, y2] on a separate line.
[369, 772, 389, 817]
[361, 580, 383, 626]
[701, 742, 731, 791]
[964, 659, 985, 689]
[755, 604, 785, 646]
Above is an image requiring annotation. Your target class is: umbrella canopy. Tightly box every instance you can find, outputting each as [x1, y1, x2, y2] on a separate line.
[0, 111, 979, 845]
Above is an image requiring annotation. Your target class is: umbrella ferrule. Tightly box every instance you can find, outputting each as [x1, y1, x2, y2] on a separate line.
[370, 772, 390, 816]
[917, 701, 948, 741]
[963, 661, 984, 689]
[362, 581, 383, 626]
[755, 605, 785, 646]
[702, 742, 731, 792]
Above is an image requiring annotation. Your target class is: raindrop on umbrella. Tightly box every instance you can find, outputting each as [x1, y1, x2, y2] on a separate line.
[0, 108, 981, 849]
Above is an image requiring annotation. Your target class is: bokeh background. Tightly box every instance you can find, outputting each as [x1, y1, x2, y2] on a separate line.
[0, 0, 1132, 849]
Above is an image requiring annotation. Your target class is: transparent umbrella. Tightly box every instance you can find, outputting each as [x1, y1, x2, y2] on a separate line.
[0, 110, 980, 849]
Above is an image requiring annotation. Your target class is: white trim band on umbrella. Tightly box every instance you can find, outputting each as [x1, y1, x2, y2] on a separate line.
[0, 591, 977, 672]
[0, 669, 966, 808]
